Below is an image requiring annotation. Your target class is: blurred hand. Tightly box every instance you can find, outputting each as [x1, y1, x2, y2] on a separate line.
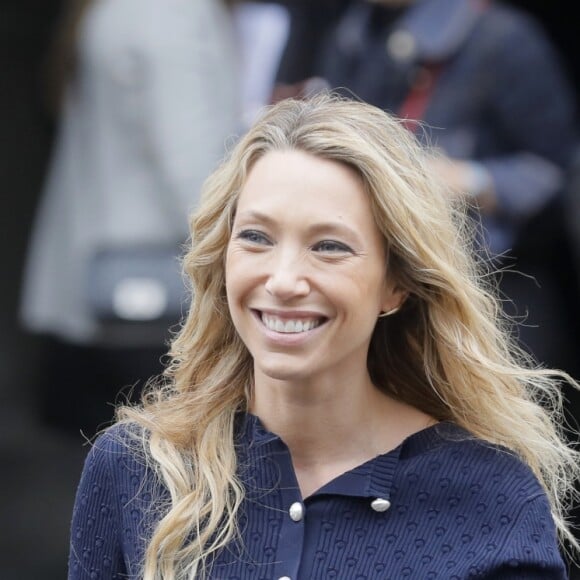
[426, 155, 497, 213]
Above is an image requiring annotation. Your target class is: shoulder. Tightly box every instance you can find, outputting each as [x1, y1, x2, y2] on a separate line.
[73, 422, 162, 531]
[390, 424, 566, 576]
[144, 0, 233, 37]
[87, 422, 144, 459]
[398, 423, 547, 509]
[482, 2, 545, 34]
[479, 2, 557, 55]
[70, 426, 160, 576]
[80, 422, 151, 489]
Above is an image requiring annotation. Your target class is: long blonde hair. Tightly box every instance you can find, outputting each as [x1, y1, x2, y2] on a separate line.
[119, 93, 580, 578]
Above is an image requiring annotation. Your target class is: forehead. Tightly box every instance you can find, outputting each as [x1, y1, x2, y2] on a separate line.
[236, 150, 374, 223]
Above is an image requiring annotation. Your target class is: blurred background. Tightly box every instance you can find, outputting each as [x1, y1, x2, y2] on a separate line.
[1, 0, 580, 577]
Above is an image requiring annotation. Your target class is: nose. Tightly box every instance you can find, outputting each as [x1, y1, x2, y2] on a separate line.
[264, 250, 310, 300]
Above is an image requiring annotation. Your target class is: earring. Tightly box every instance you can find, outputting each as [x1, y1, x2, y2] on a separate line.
[378, 306, 401, 318]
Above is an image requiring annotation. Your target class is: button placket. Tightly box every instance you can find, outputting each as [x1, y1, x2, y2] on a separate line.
[271, 439, 305, 580]
[275, 492, 305, 579]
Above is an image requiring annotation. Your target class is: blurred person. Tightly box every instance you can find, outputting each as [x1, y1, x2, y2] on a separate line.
[68, 94, 580, 579]
[272, 0, 580, 376]
[19, 0, 240, 436]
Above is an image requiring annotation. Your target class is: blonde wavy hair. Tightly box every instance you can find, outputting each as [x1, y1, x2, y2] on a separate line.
[118, 93, 580, 578]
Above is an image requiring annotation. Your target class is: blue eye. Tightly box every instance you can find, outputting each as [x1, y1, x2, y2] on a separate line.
[313, 240, 353, 253]
[236, 229, 271, 245]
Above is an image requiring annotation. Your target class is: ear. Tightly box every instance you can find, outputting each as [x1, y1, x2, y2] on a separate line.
[380, 284, 408, 316]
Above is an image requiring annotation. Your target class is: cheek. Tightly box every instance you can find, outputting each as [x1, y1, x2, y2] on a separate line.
[224, 251, 240, 310]
[225, 250, 256, 310]
[224, 273, 245, 340]
[348, 264, 386, 301]
[224, 246, 242, 289]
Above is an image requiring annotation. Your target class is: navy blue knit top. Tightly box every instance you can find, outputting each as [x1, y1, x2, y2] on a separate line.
[68, 415, 567, 579]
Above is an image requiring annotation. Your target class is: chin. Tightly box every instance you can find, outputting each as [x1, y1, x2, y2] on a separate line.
[259, 365, 307, 382]
[255, 356, 311, 383]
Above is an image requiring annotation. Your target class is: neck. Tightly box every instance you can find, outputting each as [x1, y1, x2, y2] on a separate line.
[249, 370, 435, 496]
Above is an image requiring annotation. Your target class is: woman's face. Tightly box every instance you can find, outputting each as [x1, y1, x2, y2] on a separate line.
[225, 150, 404, 385]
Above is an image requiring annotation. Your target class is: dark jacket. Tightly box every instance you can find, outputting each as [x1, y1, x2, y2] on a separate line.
[315, 0, 579, 254]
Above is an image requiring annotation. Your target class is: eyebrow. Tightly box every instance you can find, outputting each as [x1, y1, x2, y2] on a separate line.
[235, 210, 363, 242]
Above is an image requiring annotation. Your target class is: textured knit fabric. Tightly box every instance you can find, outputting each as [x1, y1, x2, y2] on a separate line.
[68, 416, 568, 579]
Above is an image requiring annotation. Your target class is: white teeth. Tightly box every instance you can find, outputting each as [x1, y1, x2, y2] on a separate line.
[261, 313, 321, 334]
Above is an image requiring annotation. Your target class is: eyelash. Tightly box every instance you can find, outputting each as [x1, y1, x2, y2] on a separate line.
[236, 230, 271, 245]
[312, 240, 353, 254]
[235, 229, 354, 254]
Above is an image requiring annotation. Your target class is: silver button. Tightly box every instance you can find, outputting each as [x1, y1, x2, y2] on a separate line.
[371, 498, 391, 512]
[386, 30, 416, 62]
[278, 577, 291, 580]
[289, 501, 304, 522]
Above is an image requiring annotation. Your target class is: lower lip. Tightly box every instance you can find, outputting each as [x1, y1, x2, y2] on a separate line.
[253, 311, 326, 346]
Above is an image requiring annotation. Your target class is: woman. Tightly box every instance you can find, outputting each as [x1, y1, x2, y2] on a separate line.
[69, 94, 579, 579]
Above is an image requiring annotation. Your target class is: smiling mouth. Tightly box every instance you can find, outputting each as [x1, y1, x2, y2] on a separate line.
[259, 312, 326, 334]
